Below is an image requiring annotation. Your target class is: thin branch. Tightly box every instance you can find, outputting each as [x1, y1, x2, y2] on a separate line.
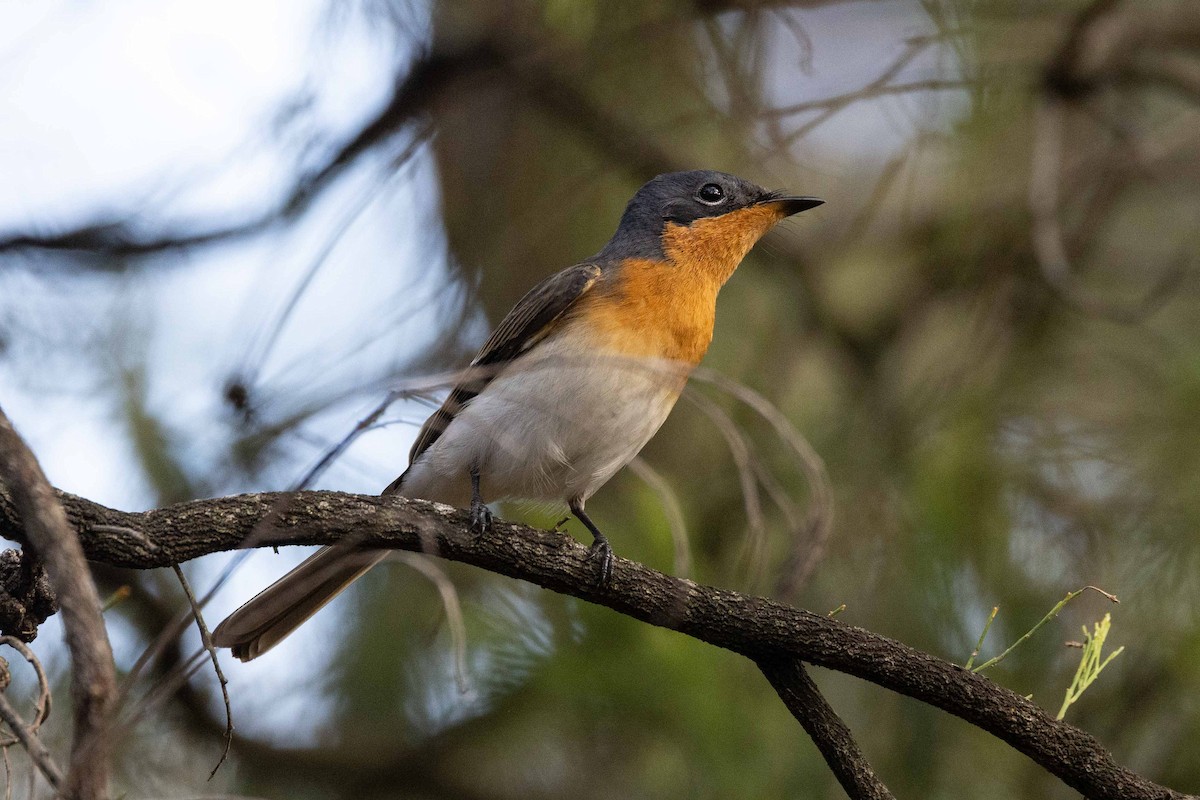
[685, 392, 770, 586]
[170, 565, 233, 780]
[1031, 0, 1192, 322]
[0, 23, 688, 264]
[1027, 98, 1183, 323]
[964, 605, 999, 671]
[0, 488, 1189, 800]
[392, 553, 471, 694]
[0, 693, 62, 792]
[117, 595, 200, 727]
[0, 408, 117, 800]
[0, 637, 52, 747]
[972, 585, 1118, 673]
[0, 636, 62, 792]
[627, 457, 693, 579]
[768, 78, 971, 118]
[233, 124, 433, 387]
[690, 368, 835, 598]
[759, 658, 894, 800]
[780, 34, 945, 145]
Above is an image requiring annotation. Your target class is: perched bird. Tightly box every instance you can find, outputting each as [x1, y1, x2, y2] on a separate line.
[212, 170, 822, 661]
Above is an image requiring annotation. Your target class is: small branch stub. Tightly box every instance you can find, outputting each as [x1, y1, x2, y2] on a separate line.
[0, 549, 58, 642]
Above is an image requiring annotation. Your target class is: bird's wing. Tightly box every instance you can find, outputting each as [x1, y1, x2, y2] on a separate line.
[402, 262, 604, 468]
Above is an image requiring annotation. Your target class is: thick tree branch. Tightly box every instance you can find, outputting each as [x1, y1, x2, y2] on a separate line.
[0, 488, 1191, 799]
[0, 410, 117, 800]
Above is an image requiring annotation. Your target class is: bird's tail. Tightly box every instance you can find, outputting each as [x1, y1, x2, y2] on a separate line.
[213, 475, 414, 661]
[211, 546, 390, 661]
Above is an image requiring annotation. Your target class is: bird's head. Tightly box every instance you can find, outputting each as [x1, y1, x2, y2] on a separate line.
[600, 170, 822, 285]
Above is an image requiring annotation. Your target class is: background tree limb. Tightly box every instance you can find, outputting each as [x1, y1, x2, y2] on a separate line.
[0, 409, 117, 800]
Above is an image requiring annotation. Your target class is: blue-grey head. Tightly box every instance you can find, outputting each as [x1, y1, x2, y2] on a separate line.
[598, 170, 822, 262]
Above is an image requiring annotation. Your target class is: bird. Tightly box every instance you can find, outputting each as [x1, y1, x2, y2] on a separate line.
[212, 170, 822, 661]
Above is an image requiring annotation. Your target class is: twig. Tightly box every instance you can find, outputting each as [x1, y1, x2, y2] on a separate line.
[186, 380, 433, 635]
[973, 586, 1118, 673]
[108, 650, 221, 766]
[769, 78, 971, 118]
[691, 368, 834, 597]
[749, 458, 804, 544]
[780, 34, 946, 145]
[234, 125, 432, 387]
[0, 42, 502, 260]
[0, 635, 61, 791]
[626, 458, 692, 579]
[0, 637, 52, 746]
[1030, 0, 1191, 324]
[0, 692, 62, 792]
[117, 602, 201, 728]
[965, 605, 999, 671]
[392, 553, 471, 694]
[685, 392, 769, 586]
[171, 566, 234, 780]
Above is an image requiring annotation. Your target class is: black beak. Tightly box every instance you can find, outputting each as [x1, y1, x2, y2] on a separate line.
[759, 195, 824, 216]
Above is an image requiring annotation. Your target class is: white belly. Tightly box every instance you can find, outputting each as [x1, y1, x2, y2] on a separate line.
[398, 334, 690, 508]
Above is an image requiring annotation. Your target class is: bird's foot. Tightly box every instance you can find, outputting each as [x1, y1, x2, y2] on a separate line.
[470, 499, 493, 538]
[585, 538, 614, 586]
[553, 516, 570, 531]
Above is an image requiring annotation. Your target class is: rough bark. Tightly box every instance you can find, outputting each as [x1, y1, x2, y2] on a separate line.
[0, 488, 1191, 800]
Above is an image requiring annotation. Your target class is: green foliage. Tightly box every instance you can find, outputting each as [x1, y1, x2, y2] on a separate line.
[971, 586, 1118, 674]
[1057, 613, 1124, 721]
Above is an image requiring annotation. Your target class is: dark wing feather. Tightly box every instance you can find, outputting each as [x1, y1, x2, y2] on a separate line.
[399, 262, 603, 472]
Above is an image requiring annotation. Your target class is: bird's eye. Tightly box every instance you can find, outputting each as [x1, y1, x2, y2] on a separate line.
[698, 183, 725, 204]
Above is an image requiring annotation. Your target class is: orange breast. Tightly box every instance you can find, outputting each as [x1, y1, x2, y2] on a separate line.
[577, 258, 718, 365]
[575, 203, 788, 365]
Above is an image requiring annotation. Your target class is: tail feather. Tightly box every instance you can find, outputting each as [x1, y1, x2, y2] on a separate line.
[214, 474, 414, 661]
[211, 547, 390, 661]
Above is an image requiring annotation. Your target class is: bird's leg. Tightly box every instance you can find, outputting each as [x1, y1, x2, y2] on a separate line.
[569, 499, 613, 585]
[553, 516, 571, 531]
[469, 465, 492, 537]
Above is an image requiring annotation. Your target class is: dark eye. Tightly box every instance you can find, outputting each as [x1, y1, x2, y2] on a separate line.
[698, 183, 725, 204]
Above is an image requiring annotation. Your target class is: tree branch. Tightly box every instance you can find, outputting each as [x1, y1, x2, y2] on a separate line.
[0, 488, 1191, 799]
[759, 658, 893, 799]
[0, 691, 63, 791]
[0, 410, 117, 800]
[0, 41, 501, 260]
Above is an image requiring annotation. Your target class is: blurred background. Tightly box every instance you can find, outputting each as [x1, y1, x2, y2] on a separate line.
[1, 0, 1198, 797]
